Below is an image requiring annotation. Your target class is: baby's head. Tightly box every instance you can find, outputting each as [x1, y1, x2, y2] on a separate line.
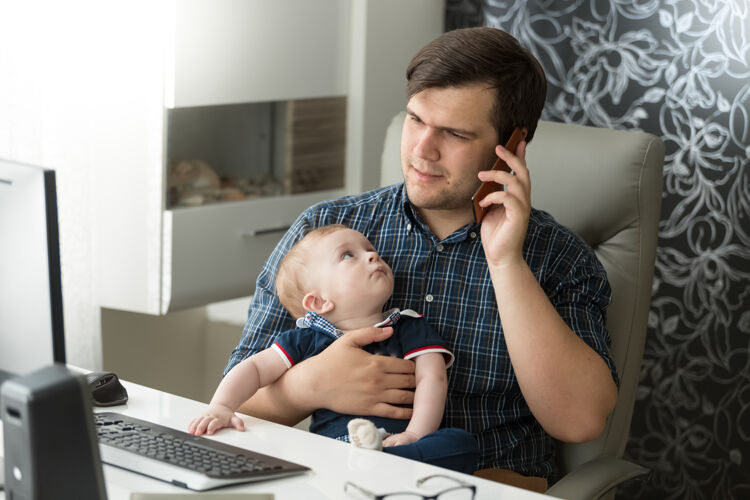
[276, 225, 394, 321]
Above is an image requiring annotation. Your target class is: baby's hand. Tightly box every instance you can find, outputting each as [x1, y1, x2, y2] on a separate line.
[187, 404, 245, 436]
[382, 431, 419, 447]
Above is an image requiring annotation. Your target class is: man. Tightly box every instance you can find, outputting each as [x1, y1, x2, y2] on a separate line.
[225, 27, 618, 484]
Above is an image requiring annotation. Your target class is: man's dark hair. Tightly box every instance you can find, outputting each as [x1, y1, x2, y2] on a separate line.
[406, 27, 547, 144]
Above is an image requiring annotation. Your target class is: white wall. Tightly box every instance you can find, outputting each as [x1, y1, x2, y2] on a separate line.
[0, 1, 109, 370]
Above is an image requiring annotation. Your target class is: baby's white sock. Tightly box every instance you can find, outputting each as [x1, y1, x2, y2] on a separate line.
[347, 418, 383, 451]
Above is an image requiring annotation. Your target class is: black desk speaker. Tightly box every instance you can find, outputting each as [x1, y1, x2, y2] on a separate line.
[1, 364, 107, 500]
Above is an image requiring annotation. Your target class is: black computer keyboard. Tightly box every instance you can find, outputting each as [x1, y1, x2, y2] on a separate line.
[94, 412, 310, 490]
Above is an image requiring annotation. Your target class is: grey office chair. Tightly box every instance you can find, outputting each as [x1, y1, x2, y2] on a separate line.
[381, 113, 665, 500]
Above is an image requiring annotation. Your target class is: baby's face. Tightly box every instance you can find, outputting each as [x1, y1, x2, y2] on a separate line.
[309, 228, 394, 314]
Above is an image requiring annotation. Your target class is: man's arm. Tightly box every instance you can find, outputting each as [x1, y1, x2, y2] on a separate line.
[488, 260, 617, 442]
[477, 142, 617, 443]
[237, 326, 418, 425]
[383, 353, 447, 447]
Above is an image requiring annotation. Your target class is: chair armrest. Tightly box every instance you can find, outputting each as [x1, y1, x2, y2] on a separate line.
[545, 457, 648, 500]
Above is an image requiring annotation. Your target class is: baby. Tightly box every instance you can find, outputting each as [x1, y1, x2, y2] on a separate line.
[188, 225, 478, 473]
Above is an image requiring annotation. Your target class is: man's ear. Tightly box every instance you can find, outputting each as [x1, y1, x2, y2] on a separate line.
[302, 292, 334, 314]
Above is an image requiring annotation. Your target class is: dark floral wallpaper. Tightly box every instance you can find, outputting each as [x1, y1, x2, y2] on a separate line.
[445, 0, 750, 498]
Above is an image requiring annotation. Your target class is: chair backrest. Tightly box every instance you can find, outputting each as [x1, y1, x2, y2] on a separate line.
[380, 112, 664, 475]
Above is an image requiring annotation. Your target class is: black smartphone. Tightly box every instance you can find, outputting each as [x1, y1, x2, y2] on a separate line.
[471, 127, 527, 223]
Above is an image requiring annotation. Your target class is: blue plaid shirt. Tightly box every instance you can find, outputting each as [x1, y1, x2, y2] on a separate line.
[226, 183, 616, 479]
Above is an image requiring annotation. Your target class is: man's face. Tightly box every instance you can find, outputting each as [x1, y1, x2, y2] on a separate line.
[308, 228, 394, 317]
[401, 84, 500, 212]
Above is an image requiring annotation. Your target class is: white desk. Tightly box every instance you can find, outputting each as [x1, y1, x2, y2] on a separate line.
[1, 379, 554, 499]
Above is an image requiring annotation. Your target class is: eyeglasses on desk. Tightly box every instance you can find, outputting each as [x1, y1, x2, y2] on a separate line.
[344, 474, 476, 499]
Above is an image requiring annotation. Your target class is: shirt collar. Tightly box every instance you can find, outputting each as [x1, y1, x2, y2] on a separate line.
[398, 183, 482, 244]
[296, 308, 421, 339]
[296, 312, 342, 340]
[373, 308, 402, 327]
[397, 183, 421, 230]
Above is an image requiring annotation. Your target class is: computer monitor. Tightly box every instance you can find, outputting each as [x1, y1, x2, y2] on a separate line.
[0, 159, 66, 381]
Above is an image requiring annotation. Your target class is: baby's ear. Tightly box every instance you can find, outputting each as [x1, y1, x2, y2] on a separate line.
[302, 293, 334, 314]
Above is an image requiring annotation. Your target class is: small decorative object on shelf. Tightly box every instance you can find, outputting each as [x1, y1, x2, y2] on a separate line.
[166, 96, 346, 209]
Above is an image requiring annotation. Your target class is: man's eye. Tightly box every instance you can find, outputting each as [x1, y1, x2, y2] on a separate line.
[449, 131, 467, 140]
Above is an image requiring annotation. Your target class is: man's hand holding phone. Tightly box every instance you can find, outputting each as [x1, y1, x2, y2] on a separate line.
[472, 128, 527, 223]
[475, 131, 532, 269]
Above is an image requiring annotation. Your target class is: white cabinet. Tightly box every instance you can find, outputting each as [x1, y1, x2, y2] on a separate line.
[162, 190, 342, 312]
[168, 0, 350, 108]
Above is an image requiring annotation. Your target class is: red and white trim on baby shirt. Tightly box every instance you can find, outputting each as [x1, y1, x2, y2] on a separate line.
[404, 345, 455, 368]
[271, 342, 295, 369]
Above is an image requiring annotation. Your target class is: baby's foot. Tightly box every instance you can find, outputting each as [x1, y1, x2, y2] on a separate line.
[347, 418, 383, 451]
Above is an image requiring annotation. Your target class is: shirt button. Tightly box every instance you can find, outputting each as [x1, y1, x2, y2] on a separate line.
[470, 231, 477, 239]
[406, 223, 412, 232]
[425, 294, 434, 303]
[436, 244, 444, 252]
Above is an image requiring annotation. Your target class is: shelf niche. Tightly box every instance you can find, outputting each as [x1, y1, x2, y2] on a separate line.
[166, 96, 346, 210]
